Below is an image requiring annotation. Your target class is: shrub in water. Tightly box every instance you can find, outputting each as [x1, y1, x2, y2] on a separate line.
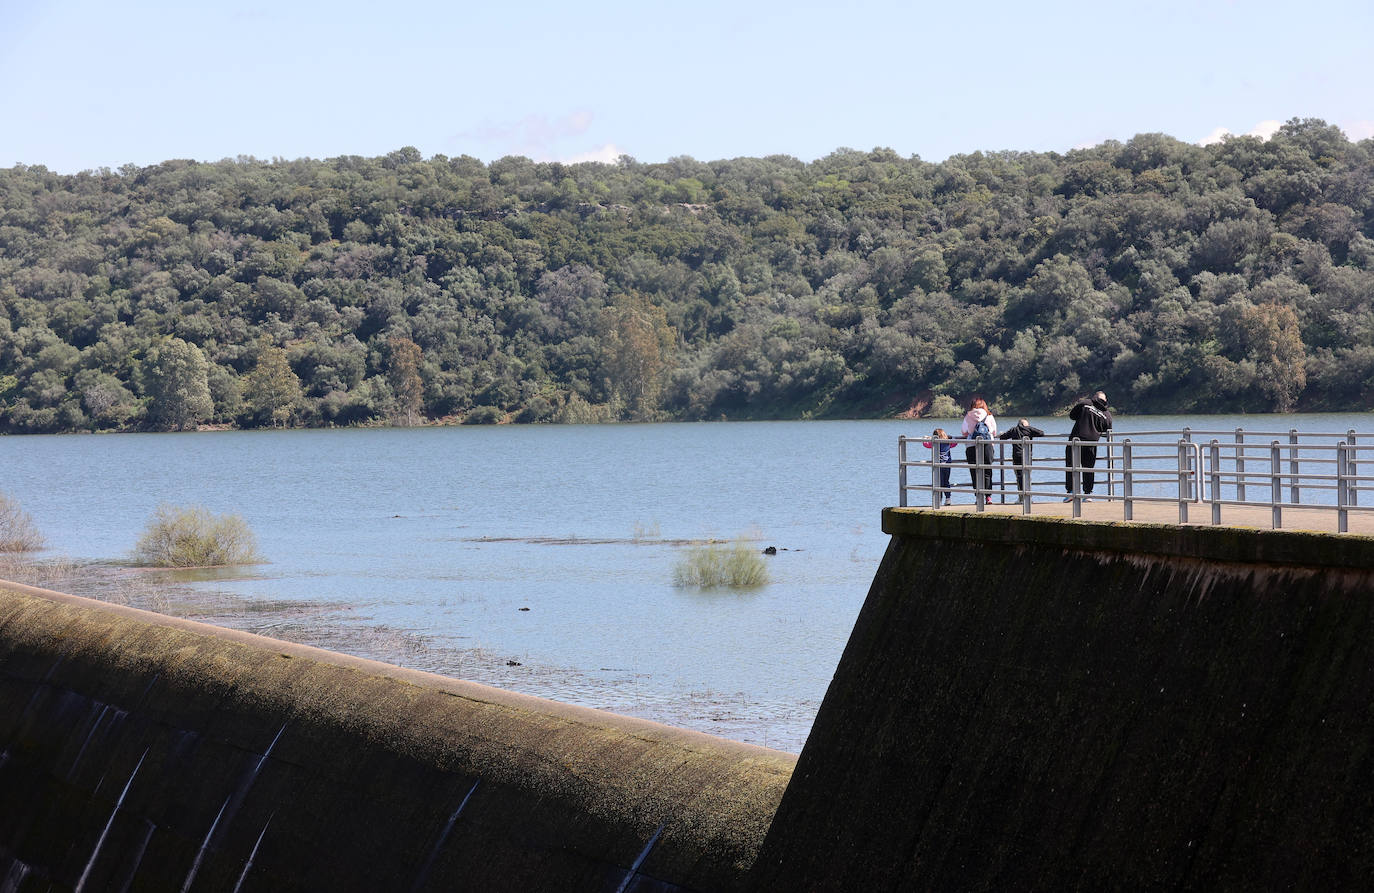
[673, 538, 769, 589]
[133, 504, 261, 567]
[0, 492, 45, 552]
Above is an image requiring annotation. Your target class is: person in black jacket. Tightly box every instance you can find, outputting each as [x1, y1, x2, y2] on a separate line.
[1064, 392, 1113, 500]
[999, 418, 1045, 500]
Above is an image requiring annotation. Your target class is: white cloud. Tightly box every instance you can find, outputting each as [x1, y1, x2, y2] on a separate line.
[1198, 119, 1282, 146]
[453, 111, 597, 160]
[557, 143, 626, 164]
[1344, 120, 1374, 141]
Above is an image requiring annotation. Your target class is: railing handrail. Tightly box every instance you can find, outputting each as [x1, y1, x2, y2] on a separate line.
[1119, 427, 1362, 441]
[898, 429, 1372, 531]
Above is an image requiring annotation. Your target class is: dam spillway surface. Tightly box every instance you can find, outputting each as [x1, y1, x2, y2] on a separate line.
[0, 581, 794, 892]
[4, 509, 1374, 890]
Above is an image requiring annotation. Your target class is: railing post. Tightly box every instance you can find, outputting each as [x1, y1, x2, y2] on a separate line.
[1000, 436, 1011, 500]
[1271, 441, 1283, 529]
[899, 437, 909, 508]
[1122, 439, 1134, 521]
[1070, 438, 1082, 518]
[1193, 443, 1204, 502]
[1105, 429, 1114, 498]
[1235, 427, 1246, 503]
[1289, 428, 1300, 505]
[1338, 442, 1349, 534]
[1210, 439, 1221, 526]
[1348, 429, 1359, 507]
[1177, 440, 1190, 524]
[974, 439, 986, 513]
[1182, 427, 1195, 506]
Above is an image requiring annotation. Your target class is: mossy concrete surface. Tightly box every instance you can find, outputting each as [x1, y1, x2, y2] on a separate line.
[0, 581, 795, 892]
[750, 509, 1374, 890]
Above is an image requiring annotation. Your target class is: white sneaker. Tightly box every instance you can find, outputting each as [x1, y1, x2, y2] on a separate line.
[1083, 496, 1094, 502]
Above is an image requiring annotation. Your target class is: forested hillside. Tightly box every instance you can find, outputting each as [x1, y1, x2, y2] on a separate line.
[1, 117, 1371, 433]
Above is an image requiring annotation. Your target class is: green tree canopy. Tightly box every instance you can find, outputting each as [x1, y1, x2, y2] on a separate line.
[242, 340, 303, 427]
[141, 337, 213, 431]
[0, 117, 1370, 433]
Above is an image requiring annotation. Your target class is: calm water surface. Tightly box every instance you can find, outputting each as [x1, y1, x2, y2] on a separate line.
[2, 412, 1370, 752]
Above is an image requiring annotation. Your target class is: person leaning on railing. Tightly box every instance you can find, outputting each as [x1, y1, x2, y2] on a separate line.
[999, 418, 1045, 502]
[1063, 391, 1113, 501]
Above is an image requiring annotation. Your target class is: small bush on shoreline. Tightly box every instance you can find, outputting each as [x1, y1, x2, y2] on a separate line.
[133, 504, 261, 568]
[673, 538, 769, 589]
[462, 405, 503, 425]
[0, 493, 45, 552]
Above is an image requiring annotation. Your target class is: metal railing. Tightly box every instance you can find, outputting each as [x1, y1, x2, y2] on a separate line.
[898, 428, 1373, 532]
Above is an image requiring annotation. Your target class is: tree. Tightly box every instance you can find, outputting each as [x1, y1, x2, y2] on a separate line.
[141, 337, 213, 431]
[242, 341, 303, 427]
[73, 369, 138, 430]
[387, 336, 424, 426]
[1241, 301, 1307, 411]
[599, 295, 676, 419]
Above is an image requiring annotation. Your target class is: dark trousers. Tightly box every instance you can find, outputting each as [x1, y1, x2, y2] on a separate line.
[938, 464, 951, 494]
[966, 443, 993, 493]
[1065, 443, 1099, 493]
[1008, 449, 1028, 493]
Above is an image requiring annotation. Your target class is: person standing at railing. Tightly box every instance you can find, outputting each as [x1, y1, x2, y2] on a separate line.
[960, 397, 998, 503]
[1064, 391, 1113, 501]
[921, 428, 954, 506]
[999, 418, 1045, 502]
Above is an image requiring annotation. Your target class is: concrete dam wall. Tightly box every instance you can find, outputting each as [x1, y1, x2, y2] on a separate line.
[0, 582, 795, 892]
[6, 509, 1373, 891]
[751, 510, 1374, 890]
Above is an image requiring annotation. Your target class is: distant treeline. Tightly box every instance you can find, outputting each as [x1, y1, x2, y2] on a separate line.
[1, 117, 1371, 433]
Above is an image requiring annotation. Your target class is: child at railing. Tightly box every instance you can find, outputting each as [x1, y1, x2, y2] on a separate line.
[922, 428, 954, 506]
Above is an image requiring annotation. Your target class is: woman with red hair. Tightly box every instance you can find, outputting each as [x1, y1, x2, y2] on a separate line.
[959, 396, 998, 502]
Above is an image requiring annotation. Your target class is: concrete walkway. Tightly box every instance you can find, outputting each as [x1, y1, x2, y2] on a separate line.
[920, 493, 1374, 536]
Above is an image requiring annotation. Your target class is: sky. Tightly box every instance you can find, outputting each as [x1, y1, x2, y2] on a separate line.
[1, 0, 1371, 173]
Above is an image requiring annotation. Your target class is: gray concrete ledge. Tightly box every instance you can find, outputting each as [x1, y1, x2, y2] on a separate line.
[884, 506, 1374, 569]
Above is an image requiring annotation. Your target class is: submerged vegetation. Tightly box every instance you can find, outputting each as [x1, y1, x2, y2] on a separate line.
[673, 539, 770, 589]
[0, 492, 45, 552]
[132, 504, 261, 567]
[1, 117, 1372, 434]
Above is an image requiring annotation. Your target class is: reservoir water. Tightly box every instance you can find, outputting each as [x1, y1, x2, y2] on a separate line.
[2, 412, 1371, 752]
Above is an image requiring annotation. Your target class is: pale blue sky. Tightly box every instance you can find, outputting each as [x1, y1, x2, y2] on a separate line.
[2, 0, 1370, 172]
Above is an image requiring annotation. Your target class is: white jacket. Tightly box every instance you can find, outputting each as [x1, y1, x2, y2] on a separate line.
[960, 407, 998, 439]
